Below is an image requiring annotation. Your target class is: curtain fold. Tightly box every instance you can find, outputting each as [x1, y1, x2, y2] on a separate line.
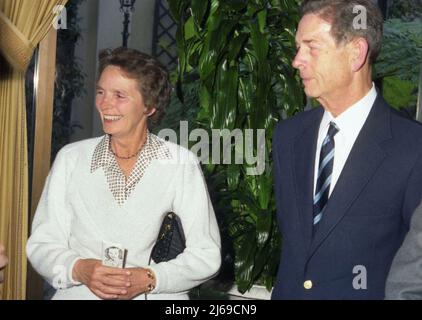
[0, 11, 33, 72]
[0, 0, 67, 300]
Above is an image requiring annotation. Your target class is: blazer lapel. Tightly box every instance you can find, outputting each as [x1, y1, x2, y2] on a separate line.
[293, 108, 324, 251]
[308, 96, 392, 258]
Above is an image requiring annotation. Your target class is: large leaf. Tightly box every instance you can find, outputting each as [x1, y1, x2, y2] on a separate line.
[234, 226, 257, 293]
[168, 0, 189, 22]
[198, 18, 238, 81]
[191, 0, 210, 28]
[256, 209, 272, 247]
[211, 60, 239, 130]
[227, 165, 241, 191]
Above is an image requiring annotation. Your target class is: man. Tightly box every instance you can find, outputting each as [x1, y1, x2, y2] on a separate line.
[0, 243, 8, 283]
[385, 201, 422, 299]
[272, 0, 422, 299]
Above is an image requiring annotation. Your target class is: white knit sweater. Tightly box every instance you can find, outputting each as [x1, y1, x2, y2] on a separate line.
[26, 136, 221, 300]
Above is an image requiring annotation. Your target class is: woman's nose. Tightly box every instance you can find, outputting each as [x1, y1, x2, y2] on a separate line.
[97, 94, 112, 110]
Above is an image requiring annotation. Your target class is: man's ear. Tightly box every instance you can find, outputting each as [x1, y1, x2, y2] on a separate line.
[350, 37, 369, 72]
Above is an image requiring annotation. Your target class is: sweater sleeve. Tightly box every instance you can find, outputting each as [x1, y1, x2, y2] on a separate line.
[26, 147, 82, 289]
[148, 157, 222, 294]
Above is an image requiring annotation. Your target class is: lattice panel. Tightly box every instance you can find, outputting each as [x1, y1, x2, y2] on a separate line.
[152, 0, 178, 70]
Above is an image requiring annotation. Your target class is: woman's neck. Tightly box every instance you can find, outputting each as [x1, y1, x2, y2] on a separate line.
[110, 129, 148, 159]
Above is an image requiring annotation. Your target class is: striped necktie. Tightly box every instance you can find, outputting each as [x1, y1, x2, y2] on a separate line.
[313, 122, 339, 226]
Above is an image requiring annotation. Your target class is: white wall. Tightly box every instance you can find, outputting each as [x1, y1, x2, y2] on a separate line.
[130, 0, 156, 54]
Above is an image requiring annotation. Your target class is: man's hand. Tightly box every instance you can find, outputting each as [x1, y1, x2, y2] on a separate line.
[72, 259, 131, 300]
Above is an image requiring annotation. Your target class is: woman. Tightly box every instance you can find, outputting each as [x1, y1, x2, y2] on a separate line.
[26, 47, 221, 300]
[0, 243, 8, 283]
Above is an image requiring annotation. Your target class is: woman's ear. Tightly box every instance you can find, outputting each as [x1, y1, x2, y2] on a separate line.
[145, 107, 157, 117]
[350, 37, 369, 72]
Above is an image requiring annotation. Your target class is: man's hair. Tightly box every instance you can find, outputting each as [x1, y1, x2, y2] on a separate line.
[300, 0, 383, 63]
[98, 47, 172, 126]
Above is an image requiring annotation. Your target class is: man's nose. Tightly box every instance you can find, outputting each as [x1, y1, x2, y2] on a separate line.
[292, 49, 304, 70]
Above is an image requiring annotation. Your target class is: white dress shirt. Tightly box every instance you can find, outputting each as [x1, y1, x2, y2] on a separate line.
[314, 84, 378, 196]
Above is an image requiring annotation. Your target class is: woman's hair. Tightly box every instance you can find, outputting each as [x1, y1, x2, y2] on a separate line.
[98, 47, 172, 126]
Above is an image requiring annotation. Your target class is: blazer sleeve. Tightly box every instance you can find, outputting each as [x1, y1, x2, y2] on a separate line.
[147, 157, 222, 294]
[385, 199, 422, 299]
[26, 147, 82, 289]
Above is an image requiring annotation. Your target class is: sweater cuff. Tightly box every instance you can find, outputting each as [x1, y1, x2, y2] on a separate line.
[67, 256, 83, 287]
[146, 263, 167, 294]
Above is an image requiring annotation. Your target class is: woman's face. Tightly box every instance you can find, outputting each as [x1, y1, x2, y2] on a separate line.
[95, 65, 154, 139]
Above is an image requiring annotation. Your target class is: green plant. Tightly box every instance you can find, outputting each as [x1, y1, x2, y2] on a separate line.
[388, 0, 422, 22]
[373, 16, 422, 113]
[169, 0, 304, 293]
[382, 77, 417, 112]
[374, 18, 422, 83]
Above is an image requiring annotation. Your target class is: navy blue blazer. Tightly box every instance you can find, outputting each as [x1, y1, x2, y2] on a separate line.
[271, 95, 422, 299]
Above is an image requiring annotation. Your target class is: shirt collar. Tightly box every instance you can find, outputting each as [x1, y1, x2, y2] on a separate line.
[91, 132, 172, 173]
[91, 135, 111, 173]
[319, 83, 377, 139]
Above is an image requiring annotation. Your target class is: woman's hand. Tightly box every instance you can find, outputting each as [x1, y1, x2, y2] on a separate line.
[117, 268, 156, 300]
[72, 259, 132, 300]
[0, 244, 8, 269]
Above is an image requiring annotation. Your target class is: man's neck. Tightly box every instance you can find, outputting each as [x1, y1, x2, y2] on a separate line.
[319, 79, 373, 117]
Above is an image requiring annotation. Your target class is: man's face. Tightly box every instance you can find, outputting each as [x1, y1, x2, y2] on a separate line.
[293, 14, 353, 101]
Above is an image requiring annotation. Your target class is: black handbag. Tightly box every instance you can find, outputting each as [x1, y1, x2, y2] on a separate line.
[150, 212, 186, 263]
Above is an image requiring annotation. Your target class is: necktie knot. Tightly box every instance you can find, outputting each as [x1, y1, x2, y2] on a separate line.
[327, 122, 339, 139]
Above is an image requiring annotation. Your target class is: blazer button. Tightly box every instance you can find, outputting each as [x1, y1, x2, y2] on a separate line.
[304, 280, 313, 290]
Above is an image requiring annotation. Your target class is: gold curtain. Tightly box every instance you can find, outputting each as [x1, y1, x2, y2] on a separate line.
[0, 0, 67, 300]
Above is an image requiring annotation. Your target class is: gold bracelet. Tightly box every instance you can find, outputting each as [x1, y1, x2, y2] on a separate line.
[146, 268, 156, 293]
[147, 283, 155, 293]
[146, 269, 155, 280]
